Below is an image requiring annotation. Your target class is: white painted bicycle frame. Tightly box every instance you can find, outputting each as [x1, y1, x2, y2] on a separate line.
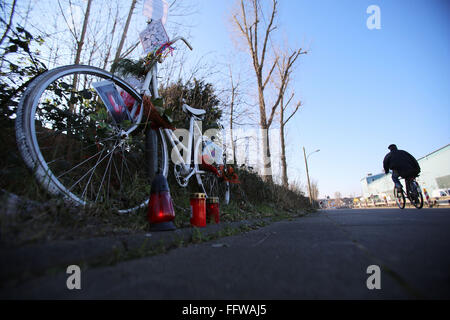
[133, 36, 204, 187]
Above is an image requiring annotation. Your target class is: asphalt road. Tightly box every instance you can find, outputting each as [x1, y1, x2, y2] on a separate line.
[2, 208, 450, 299]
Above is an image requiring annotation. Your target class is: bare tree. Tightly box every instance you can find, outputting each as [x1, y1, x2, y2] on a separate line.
[70, 0, 93, 66]
[112, 0, 137, 64]
[228, 66, 239, 164]
[289, 177, 306, 196]
[232, 0, 304, 182]
[273, 48, 306, 187]
[310, 179, 319, 201]
[334, 191, 342, 206]
[56, 0, 92, 104]
[102, 3, 120, 69]
[222, 63, 255, 165]
[0, 0, 16, 47]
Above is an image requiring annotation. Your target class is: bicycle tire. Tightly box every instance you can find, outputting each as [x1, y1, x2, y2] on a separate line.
[15, 64, 168, 213]
[394, 187, 406, 209]
[410, 181, 424, 209]
[194, 138, 230, 205]
[200, 171, 230, 205]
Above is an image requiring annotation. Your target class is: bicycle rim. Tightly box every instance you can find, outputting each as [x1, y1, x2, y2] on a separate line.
[16, 65, 168, 213]
[394, 188, 405, 209]
[412, 183, 424, 209]
[194, 137, 230, 205]
[200, 171, 230, 205]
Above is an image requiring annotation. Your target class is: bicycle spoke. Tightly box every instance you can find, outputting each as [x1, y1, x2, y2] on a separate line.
[79, 142, 119, 201]
[70, 145, 112, 194]
[119, 144, 135, 186]
[111, 153, 123, 196]
[77, 148, 107, 199]
[95, 142, 118, 203]
[56, 148, 105, 179]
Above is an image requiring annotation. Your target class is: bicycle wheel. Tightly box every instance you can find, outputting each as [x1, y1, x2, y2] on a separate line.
[409, 181, 424, 209]
[200, 171, 230, 205]
[394, 187, 405, 209]
[15, 65, 168, 213]
[193, 138, 230, 205]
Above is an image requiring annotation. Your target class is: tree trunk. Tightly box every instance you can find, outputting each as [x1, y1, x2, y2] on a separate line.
[230, 103, 236, 165]
[103, 5, 120, 70]
[73, 0, 92, 66]
[71, 0, 93, 109]
[0, 0, 16, 47]
[67, 0, 92, 163]
[258, 82, 273, 181]
[280, 98, 288, 188]
[113, 0, 137, 64]
[260, 124, 273, 182]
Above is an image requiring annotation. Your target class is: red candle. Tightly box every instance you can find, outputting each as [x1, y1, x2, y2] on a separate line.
[147, 174, 176, 231]
[206, 197, 220, 224]
[148, 191, 175, 223]
[190, 193, 206, 227]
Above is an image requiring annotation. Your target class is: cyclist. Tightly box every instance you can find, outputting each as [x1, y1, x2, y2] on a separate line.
[383, 144, 421, 194]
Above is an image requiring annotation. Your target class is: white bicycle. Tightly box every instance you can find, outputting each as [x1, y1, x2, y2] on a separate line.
[15, 36, 230, 213]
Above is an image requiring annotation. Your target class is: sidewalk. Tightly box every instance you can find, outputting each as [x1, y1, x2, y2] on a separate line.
[0, 216, 282, 291]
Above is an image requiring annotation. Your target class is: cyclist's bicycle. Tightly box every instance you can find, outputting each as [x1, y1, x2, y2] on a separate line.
[15, 36, 230, 213]
[393, 176, 423, 209]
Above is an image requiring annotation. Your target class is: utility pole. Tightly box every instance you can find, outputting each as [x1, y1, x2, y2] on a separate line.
[303, 147, 320, 206]
[303, 147, 312, 205]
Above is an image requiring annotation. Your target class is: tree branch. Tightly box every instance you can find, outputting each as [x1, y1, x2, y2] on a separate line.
[282, 92, 295, 112]
[253, 0, 259, 66]
[283, 100, 302, 125]
[0, 0, 16, 47]
[262, 56, 278, 89]
[57, 0, 77, 40]
[267, 48, 306, 127]
[259, 0, 277, 71]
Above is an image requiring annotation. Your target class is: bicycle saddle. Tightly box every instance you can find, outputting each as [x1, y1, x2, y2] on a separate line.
[182, 104, 206, 116]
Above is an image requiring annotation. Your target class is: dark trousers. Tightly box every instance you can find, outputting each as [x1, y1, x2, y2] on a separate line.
[392, 170, 417, 194]
[392, 170, 403, 189]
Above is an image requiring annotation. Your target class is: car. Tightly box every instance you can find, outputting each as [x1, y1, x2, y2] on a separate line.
[431, 189, 449, 198]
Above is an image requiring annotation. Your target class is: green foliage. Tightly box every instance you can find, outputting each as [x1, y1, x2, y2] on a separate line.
[160, 79, 222, 129]
[0, 26, 50, 198]
[151, 96, 174, 124]
[0, 25, 47, 122]
[110, 58, 148, 79]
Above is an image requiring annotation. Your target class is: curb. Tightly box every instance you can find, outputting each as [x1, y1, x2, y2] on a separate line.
[0, 189, 45, 216]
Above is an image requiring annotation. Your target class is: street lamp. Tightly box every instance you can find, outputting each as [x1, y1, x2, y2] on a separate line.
[303, 147, 320, 205]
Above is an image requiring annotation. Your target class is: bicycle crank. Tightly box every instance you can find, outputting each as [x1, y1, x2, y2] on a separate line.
[174, 163, 192, 187]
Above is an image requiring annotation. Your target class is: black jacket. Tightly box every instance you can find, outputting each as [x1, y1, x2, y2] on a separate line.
[383, 149, 421, 177]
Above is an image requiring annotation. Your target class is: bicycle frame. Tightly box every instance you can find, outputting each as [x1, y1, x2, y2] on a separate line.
[134, 37, 205, 186]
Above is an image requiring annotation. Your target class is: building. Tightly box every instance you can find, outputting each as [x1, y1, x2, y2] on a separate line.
[360, 144, 450, 201]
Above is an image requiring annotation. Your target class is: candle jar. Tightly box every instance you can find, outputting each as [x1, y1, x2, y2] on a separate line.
[190, 193, 206, 227]
[147, 174, 176, 231]
[206, 197, 220, 224]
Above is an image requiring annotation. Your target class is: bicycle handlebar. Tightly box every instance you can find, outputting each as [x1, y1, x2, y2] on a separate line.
[168, 36, 193, 51]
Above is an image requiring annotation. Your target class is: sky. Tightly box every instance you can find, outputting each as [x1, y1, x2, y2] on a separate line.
[179, 0, 450, 198]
